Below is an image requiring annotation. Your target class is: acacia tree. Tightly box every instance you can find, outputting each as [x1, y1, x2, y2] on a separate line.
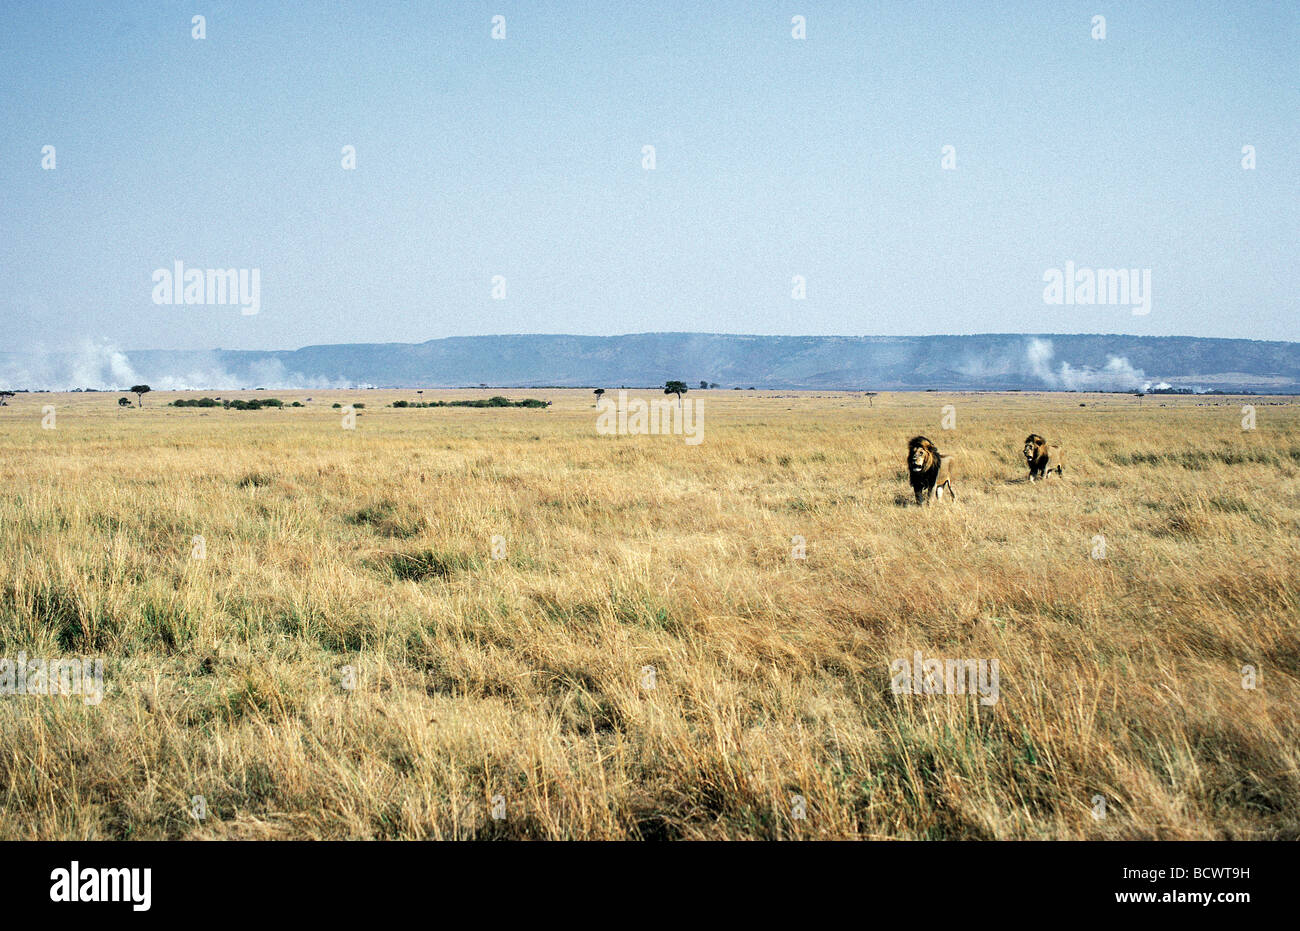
[594, 388, 605, 404]
[130, 384, 151, 408]
[664, 380, 688, 409]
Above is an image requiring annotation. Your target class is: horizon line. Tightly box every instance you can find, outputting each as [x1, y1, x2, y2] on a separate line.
[12, 331, 1297, 356]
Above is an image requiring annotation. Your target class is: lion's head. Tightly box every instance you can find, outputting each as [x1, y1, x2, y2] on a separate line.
[1023, 434, 1046, 463]
[908, 435, 938, 474]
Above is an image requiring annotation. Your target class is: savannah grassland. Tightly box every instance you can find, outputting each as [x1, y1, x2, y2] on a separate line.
[0, 388, 1297, 840]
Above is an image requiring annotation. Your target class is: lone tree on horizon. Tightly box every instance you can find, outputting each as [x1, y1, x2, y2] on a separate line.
[130, 385, 151, 408]
[664, 380, 688, 409]
[594, 388, 605, 404]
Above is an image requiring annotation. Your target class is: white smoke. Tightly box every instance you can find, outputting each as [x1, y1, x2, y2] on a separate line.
[0, 339, 138, 390]
[1025, 338, 1146, 391]
[0, 340, 345, 391]
[1025, 338, 1055, 383]
[72, 341, 140, 388]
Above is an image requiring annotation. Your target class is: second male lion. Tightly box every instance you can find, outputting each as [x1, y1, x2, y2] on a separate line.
[907, 436, 956, 504]
[1023, 434, 1064, 481]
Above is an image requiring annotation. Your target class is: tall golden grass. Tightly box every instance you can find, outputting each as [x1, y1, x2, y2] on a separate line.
[0, 388, 1296, 839]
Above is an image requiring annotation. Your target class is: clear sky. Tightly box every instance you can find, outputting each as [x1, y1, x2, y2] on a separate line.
[1, 0, 1296, 353]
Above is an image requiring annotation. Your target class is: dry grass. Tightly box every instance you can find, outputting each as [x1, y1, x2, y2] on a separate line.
[0, 388, 1297, 839]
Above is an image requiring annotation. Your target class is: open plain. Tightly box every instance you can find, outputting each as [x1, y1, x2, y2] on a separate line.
[0, 388, 1296, 839]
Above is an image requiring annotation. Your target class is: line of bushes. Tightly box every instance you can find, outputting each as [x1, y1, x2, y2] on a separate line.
[167, 396, 546, 411]
[391, 396, 547, 409]
[171, 397, 303, 409]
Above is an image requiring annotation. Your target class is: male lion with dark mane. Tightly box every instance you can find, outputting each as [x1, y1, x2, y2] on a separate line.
[1023, 434, 1064, 481]
[907, 436, 956, 505]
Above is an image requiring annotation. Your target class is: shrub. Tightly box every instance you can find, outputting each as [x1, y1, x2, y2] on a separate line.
[169, 397, 220, 408]
[389, 397, 548, 409]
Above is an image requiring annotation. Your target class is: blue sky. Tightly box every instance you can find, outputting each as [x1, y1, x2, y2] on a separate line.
[1, 0, 1296, 353]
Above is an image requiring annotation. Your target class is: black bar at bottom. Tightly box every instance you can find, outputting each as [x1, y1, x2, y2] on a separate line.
[0, 840, 1283, 918]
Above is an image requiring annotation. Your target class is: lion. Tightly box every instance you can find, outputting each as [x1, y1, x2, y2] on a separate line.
[907, 436, 956, 504]
[1023, 434, 1064, 481]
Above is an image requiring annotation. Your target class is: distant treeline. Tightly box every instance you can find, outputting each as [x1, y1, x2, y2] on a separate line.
[391, 396, 548, 409]
[166, 396, 547, 410]
[170, 397, 303, 410]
